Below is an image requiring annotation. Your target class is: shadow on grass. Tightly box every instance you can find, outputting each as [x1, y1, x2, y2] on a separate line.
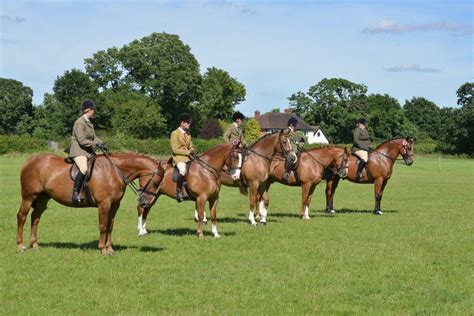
[40, 241, 164, 253]
[333, 208, 398, 214]
[264, 212, 300, 219]
[147, 228, 236, 237]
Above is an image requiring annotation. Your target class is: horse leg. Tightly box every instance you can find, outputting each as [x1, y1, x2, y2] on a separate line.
[196, 196, 207, 239]
[97, 200, 112, 255]
[374, 179, 387, 215]
[137, 205, 148, 237]
[29, 193, 50, 250]
[247, 182, 258, 226]
[325, 177, 340, 214]
[258, 188, 270, 225]
[301, 183, 316, 220]
[194, 209, 208, 224]
[105, 202, 120, 255]
[209, 198, 220, 238]
[16, 195, 37, 251]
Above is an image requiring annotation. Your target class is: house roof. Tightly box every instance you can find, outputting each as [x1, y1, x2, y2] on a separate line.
[256, 112, 314, 130]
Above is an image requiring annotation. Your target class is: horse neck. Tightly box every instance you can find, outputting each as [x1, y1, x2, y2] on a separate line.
[252, 134, 277, 157]
[110, 154, 154, 180]
[376, 140, 402, 161]
[199, 144, 232, 171]
[308, 147, 338, 166]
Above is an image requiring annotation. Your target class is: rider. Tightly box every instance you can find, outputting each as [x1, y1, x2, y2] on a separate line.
[170, 113, 195, 202]
[68, 99, 106, 203]
[223, 111, 247, 147]
[282, 117, 304, 181]
[352, 117, 372, 179]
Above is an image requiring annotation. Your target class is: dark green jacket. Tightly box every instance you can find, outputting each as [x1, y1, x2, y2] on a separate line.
[352, 126, 371, 153]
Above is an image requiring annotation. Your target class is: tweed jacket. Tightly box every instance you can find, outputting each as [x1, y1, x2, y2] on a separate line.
[284, 127, 304, 152]
[170, 127, 195, 165]
[352, 126, 372, 153]
[223, 123, 247, 146]
[68, 115, 102, 158]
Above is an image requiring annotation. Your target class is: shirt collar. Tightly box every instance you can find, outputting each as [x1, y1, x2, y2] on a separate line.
[82, 115, 90, 123]
[179, 127, 187, 134]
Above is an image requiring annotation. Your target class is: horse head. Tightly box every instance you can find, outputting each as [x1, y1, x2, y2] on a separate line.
[277, 129, 296, 162]
[399, 136, 415, 166]
[334, 147, 350, 179]
[137, 160, 166, 208]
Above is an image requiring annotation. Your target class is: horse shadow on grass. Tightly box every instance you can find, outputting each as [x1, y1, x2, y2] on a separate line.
[308, 208, 398, 216]
[147, 228, 237, 237]
[40, 241, 164, 253]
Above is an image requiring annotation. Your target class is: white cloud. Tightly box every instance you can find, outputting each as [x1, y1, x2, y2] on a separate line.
[384, 64, 441, 73]
[363, 19, 472, 36]
[1, 15, 27, 23]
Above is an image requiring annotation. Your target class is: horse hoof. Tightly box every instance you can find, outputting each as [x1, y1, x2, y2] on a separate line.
[18, 245, 27, 252]
[213, 234, 221, 238]
[373, 210, 383, 215]
[255, 214, 261, 221]
[203, 220, 208, 225]
[138, 231, 148, 237]
[259, 221, 267, 226]
[326, 209, 336, 215]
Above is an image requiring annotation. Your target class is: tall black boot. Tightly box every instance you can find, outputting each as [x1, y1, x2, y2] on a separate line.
[282, 161, 293, 182]
[72, 172, 85, 203]
[176, 174, 185, 203]
[356, 160, 365, 179]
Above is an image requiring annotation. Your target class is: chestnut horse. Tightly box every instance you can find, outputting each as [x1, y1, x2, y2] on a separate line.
[136, 143, 242, 238]
[325, 137, 414, 215]
[218, 130, 294, 225]
[17, 153, 164, 255]
[259, 146, 350, 220]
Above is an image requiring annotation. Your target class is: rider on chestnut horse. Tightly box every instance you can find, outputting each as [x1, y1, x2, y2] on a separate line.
[170, 113, 195, 202]
[68, 99, 108, 203]
[352, 117, 372, 179]
[224, 111, 247, 148]
[282, 117, 305, 181]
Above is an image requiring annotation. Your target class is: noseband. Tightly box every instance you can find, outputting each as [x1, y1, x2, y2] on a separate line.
[137, 168, 164, 208]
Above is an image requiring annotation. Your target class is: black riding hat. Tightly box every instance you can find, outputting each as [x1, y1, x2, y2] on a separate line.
[357, 117, 366, 125]
[288, 117, 298, 127]
[81, 99, 96, 112]
[179, 113, 191, 123]
[232, 111, 245, 121]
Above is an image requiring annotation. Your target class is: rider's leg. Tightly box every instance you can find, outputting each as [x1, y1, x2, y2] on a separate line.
[176, 162, 186, 203]
[72, 156, 87, 203]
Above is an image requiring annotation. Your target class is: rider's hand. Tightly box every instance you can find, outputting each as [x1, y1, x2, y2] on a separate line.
[367, 146, 372, 152]
[96, 142, 108, 153]
[189, 149, 196, 158]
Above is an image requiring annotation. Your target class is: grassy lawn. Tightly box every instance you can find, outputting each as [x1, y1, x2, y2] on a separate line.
[0, 154, 472, 314]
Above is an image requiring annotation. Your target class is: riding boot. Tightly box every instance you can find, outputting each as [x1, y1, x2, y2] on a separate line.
[72, 172, 85, 203]
[176, 174, 186, 203]
[356, 160, 365, 179]
[282, 162, 293, 182]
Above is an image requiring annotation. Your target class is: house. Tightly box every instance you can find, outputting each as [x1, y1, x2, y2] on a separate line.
[254, 109, 329, 144]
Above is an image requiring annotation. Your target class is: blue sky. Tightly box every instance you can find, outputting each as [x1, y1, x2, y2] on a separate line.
[1, 0, 472, 117]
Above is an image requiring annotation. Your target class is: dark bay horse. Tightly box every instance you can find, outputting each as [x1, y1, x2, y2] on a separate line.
[17, 153, 164, 255]
[218, 130, 294, 225]
[325, 137, 414, 215]
[137, 143, 241, 238]
[259, 146, 350, 220]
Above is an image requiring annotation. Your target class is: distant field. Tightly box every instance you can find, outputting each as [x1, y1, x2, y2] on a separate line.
[0, 154, 472, 314]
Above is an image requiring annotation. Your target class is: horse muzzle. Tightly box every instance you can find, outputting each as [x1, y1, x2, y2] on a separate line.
[230, 169, 241, 181]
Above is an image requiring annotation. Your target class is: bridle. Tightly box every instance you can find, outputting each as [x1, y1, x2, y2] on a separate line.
[304, 148, 348, 178]
[247, 131, 294, 163]
[225, 143, 243, 176]
[371, 139, 413, 165]
[191, 143, 242, 181]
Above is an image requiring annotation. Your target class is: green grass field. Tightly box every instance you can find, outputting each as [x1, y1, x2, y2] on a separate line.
[0, 154, 473, 314]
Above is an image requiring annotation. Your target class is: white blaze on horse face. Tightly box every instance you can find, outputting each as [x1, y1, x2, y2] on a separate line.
[290, 152, 297, 163]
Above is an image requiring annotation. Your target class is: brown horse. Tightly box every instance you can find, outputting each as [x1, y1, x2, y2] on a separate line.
[259, 146, 350, 220]
[17, 153, 164, 255]
[218, 130, 295, 225]
[325, 137, 414, 215]
[136, 143, 242, 238]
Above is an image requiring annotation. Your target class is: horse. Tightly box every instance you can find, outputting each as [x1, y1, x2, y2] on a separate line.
[258, 146, 350, 220]
[218, 130, 295, 225]
[136, 143, 242, 239]
[325, 137, 415, 215]
[17, 153, 164, 255]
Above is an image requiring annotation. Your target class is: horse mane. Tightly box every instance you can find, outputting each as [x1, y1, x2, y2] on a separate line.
[376, 137, 406, 148]
[250, 131, 280, 147]
[301, 145, 345, 152]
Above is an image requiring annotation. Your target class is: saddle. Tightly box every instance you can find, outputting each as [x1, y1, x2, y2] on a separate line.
[65, 155, 97, 182]
[352, 153, 371, 179]
[170, 159, 192, 182]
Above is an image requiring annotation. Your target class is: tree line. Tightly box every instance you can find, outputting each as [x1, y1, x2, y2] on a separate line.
[0, 32, 472, 154]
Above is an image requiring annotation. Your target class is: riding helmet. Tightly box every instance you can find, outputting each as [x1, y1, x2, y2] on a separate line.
[81, 99, 96, 112]
[232, 111, 245, 121]
[288, 117, 298, 127]
[179, 113, 191, 123]
[357, 117, 366, 125]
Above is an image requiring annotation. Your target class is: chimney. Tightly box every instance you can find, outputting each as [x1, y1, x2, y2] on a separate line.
[255, 110, 260, 120]
[284, 108, 293, 114]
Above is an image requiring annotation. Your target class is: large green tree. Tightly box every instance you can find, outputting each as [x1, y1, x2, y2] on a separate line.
[119, 32, 202, 128]
[454, 82, 474, 154]
[198, 67, 246, 120]
[366, 94, 417, 140]
[0, 78, 34, 134]
[403, 97, 441, 140]
[289, 78, 368, 143]
[84, 47, 123, 91]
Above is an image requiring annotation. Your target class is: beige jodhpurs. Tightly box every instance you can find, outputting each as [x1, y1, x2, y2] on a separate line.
[354, 150, 368, 162]
[73, 156, 88, 175]
[176, 162, 187, 176]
